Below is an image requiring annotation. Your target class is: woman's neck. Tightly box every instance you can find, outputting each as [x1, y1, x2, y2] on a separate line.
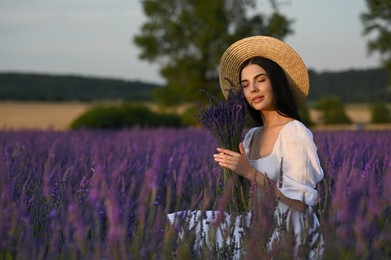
[260, 110, 292, 129]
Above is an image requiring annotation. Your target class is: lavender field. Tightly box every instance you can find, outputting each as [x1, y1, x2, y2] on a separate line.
[1, 128, 391, 259]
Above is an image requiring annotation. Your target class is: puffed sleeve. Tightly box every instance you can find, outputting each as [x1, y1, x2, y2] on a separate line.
[275, 121, 324, 206]
[242, 127, 258, 156]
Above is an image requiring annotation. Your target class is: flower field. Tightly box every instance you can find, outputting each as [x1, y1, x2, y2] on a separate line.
[1, 128, 390, 259]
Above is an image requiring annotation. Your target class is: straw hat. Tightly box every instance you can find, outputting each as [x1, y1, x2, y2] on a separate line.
[219, 35, 309, 107]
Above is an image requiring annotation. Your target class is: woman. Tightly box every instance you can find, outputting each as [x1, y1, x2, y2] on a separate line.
[168, 36, 324, 259]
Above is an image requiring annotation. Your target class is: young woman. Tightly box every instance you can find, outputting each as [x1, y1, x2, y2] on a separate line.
[215, 36, 324, 258]
[168, 36, 324, 259]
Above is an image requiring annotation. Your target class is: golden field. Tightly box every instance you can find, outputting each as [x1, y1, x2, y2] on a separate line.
[0, 102, 91, 130]
[0, 101, 390, 130]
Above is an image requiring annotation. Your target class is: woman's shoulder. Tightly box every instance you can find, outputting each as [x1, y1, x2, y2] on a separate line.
[242, 127, 260, 152]
[282, 120, 313, 140]
[244, 127, 259, 136]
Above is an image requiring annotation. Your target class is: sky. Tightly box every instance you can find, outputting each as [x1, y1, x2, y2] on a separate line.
[0, 0, 382, 85]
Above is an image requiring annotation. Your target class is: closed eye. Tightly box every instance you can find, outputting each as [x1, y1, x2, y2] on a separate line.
[255, 74, 267, 83]
[240, 81, 249, 88]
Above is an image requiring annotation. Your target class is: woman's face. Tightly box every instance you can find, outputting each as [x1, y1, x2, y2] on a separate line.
[240, 64, 274, 111]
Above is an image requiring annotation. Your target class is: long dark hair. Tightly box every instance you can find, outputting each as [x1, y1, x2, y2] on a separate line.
[239, 56, 301, 125]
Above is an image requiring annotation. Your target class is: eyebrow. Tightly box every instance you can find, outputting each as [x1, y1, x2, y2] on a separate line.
[240, 73, 267, 83]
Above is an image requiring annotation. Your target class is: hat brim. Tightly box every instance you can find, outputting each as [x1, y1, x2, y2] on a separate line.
[219, 36, 309, 107]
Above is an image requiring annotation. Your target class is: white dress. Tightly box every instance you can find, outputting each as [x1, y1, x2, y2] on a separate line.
[167, 120, 324, 259]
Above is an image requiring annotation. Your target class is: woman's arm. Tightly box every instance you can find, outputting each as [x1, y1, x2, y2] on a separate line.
[252, 169, 308, 213]
[214, 143, 308, 213]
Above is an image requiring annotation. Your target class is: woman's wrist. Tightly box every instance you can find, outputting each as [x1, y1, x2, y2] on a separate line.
[252, 168, 264, 188]
[252, 168, 276, 192]
[248, 168, 258, 182]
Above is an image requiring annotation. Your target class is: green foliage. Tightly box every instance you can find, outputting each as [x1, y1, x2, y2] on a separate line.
[317, 97, 352, 125]
[134, 0, 293, 106]
[308, 68, 389, 103]
[153, 86, 182, 107]
[0, 73, 159, 101]
[298, 103, 314, 127]
[180, 105, 200, 126]
[361, 0, 391, 82]
[70, 103, 182, 129]
[1, 70, 390, 103]
[370, 102, 391, 123]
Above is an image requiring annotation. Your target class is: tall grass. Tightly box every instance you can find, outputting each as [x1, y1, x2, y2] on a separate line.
[0, 128, 390, 259]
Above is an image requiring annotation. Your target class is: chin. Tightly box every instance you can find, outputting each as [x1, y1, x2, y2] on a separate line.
[252, 103, 272, 111]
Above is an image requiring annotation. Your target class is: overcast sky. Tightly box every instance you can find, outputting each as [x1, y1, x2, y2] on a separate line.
[0, 0, 382, 84]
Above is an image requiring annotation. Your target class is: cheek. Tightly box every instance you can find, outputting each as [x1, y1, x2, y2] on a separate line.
[265, 84, 274, 98]
[243, 88, 252, 102]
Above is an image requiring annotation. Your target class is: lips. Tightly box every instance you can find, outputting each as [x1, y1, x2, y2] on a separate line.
[251, 95, 264, 104]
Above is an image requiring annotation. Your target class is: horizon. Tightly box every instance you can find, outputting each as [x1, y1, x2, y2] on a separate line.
[0, 0, 384, 84]
[0, 65, 385, 85]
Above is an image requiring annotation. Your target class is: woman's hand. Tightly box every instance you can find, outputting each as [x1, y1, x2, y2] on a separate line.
[213, 142, 254, 180]
[214, 143, 309, 213]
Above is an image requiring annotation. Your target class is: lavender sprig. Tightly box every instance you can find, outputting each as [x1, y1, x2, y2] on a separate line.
[199, 79, 250, 214]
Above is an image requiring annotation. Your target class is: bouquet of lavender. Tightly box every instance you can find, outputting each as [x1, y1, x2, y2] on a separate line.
[199, 79, 250, 214]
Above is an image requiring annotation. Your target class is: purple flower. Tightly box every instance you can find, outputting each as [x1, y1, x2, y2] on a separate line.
[198, 79, 250, 214]
[199, 80, 248, 152]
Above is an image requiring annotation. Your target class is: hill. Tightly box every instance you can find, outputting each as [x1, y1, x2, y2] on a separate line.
[308, 67, 389, 103]
[0, 72, 160, 101]
[0, 68, 389, 102]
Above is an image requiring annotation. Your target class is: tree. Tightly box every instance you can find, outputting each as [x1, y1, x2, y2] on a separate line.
[317, 97, 352, 125]
[134, 0, 293, 106]
[370, 102, 391, 123]
[299, 103, 314, 127]
[361, 0, 391, 82]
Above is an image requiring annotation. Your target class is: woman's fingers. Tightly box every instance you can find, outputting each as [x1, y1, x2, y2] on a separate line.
[213, 153, 228, 163]
[216, 147, 239, 157]
[213, 152, 239, 169]
[213, 147, 253, 180]
[239, 142, 246, 155]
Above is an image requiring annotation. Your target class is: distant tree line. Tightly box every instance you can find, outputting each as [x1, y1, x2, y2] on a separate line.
[308, 68, 389, 103]
[70, 98, 391, 129]
[0, 69, 389, 103]
[0, 73, 159, 101]
[70, 103, 184, 129]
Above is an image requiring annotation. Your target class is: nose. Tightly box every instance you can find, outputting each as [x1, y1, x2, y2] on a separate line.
[250, 82, 259, 93]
